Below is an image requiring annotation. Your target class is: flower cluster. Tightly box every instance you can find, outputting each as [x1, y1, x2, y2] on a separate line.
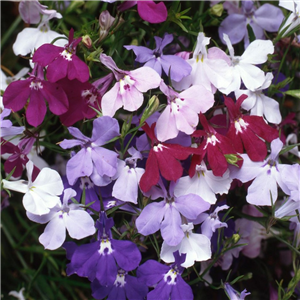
[1, 1, 300, 299]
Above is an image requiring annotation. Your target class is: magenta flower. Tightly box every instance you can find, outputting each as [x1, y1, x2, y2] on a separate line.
[32, 28, 89, 83]
[118, 1, 167, 24]
[3, 64, 68, 127]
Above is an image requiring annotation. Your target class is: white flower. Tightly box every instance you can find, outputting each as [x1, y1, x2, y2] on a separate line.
[160, 223, 211, 268]
[235, 72, 282, 124]
[223, 34, 274, 92]
[279, 0, 300, 37]
[13, 16, 66, 56]
[9, 288, 25, 300]
[2, 160, 63, 215]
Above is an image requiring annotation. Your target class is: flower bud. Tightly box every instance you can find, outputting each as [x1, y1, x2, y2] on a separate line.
[99, 10, 115, 41]
[82, 35, 92, 48]
[210, 3, 223, 17]
[140, 95, 160, 125]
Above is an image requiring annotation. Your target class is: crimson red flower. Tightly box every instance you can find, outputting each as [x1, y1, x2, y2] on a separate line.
[189, 113, 241, 177]
[139, 123, 194, 192]
[224, 95, 279, 161]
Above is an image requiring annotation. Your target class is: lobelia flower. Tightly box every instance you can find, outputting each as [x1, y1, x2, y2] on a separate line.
[91, 268, 148, 300]
[160, 223, 212, 268]
[235, 72, 282, 124]
[172, 32, 233, 94]
[32, 28, 89, 83]
[280, 164, 300, 201]
[13, 15, 66, 57]
[137, 251, 194, 300]
[100, 53, 161, 117]
[2, 160, 63, 215]
[59, 116, 120, 186]
[224, 282, 251, 300]
[155, 81, 214, 141]
[112, 147, 145, 204]
[230, 138, 291, 206]
[197, 204, 229, 239]
[190, 113, 242, 178]
[18, 0, 62, 24]
[26, 188, 95, 250]
[8, 288, 26, 300]
[224, 94, 279, 162]
[174, 161, 232, 205]
[124, 33, 192, 82]
[56, 74, 113, 126]
[279, 0, 300, 37]
[63, 212, 141, 286]
[136, 180, 210, 246]
[1, 68, 30, 91]
[223, 34, 274, 92]
[118, 1, 167, 24]
[218, 0, 284, 48]
[0, 108, 25, 138]
[3, 63, 69, 127]
[138, 122, 195, 192]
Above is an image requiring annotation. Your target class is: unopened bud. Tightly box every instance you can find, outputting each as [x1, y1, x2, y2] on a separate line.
[140, 95, 160, 125]
[99, 10, 115, 41]
[82, 35, 92, 48]
[232, 233, 240, 244]
[210, 4, 223, 17]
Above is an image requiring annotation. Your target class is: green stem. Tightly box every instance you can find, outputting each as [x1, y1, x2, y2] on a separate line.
[1, 16, 22, 49]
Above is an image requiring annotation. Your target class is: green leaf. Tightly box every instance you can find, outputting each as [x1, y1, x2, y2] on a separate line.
[285, 90, 300, 99]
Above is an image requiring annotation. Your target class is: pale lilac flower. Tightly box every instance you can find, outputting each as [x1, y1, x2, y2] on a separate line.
[174, 162, 232, 205]
[235, 205, 270, 258]
[13, 16, 66, 56]
[230, 138, 290, 206]
[19, 0, 62, 24]
[235, 72, 282, 124]
[172, 32, 233, 94]
[0, 108, 25, 138]
[136, 181, 210, 246]
[124, 33, 192, 82]
[197, 205, 229, 239]
[224, 282, 251, 300]
[112, 147, 145, 204]
[156, 81, 214, 141]
[280, 164, 300, 201]
[60, 116, 120, 186]
[2, 160, 63, 215]
[160, 223, 211, 268]
[219, 0, 284, 47]
[223, 33, 274, 92]
[100, 54, 161, 117]
[26, 188, 95, 250]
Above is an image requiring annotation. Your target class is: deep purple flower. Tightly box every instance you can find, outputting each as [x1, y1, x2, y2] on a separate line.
[137, 251, 193, 300]
[32, 28, 89, 83]
[63, 212, 141, 286]
[91, 269, 148, 300]
[125, 33, 192, 82]
[59, 116, 120, 186]
[219, 0, 284, 47]
[3, 64, 68, 127]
